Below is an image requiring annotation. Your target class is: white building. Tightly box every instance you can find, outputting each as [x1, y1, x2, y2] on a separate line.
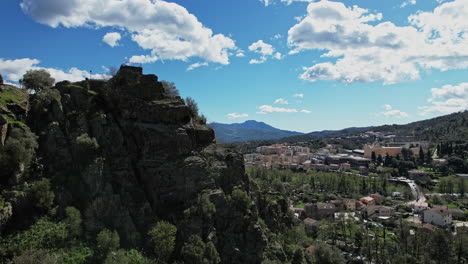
[423, 208, 452, 227]
[413, 202, 429, 213]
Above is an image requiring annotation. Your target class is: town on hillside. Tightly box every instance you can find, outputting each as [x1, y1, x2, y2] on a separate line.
[244, 131, 468, 262]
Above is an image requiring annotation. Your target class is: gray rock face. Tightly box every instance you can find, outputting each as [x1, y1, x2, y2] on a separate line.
[26, 66, 278, 263]
[0, 114, 7, 146]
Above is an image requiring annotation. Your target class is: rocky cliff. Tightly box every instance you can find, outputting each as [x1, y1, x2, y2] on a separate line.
[0, 66, 291, 263]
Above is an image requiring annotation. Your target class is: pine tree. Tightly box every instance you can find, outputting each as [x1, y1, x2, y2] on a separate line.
[426, 149, 432, 164]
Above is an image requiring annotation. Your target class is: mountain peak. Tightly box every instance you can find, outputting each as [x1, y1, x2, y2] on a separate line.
[209, 120, 303, 143]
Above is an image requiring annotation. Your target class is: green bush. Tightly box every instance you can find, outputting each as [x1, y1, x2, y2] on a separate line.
[312, 243, 345, 264]
[96, 229, 120, 257]
[148, 221, 177, 261]
[197, 194, 216, 219]
[180, 235, 220, 264]
[52, 244, 93, 264]
[181, 235, 205, 264]
[292, 247, 305, 264]
[32, 88, 61, 112]
[30, 178, 55, 210]
[231, 189, 251, 211]
[64, 206, 82, 237]
[9, 249, 59, 264]
[75, 133, 99, 153]
[20, 69, 55, 93]
[203, 241, 221, 264]
[103, 249, 152, 264]
[75, 133, 99, 166]
[0, 127, 38, 183]
[0, 218, 68, 257]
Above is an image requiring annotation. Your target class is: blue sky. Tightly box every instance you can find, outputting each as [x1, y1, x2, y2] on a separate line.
[1, 0, 468, 133]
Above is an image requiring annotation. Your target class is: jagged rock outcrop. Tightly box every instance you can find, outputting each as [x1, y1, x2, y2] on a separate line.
[11, 66, 284, 263]
[0, 114, 7, 146]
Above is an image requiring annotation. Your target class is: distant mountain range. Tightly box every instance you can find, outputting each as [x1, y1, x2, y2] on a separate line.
[211, 110, 468, 145]
[208, 120, 303, 143]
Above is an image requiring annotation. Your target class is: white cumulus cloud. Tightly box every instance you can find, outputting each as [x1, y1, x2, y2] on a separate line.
[383, 104, 393, 111]
[274, 98, 289, 104]
[249, 40, 274, 56]
[379, 105, 409, 118]
[102, 32, 121, 47]
[259, 0, 313, 6]
[129, 54, 159, 64]
[288, 0, 468, 84]
[400, 0, 416, 8]
[419, 83, 468, 115]
[227, 113, 249, 119]
[248, 40, 282, 64]
[293, 93, 304, 98]
[257, 105, 298, 114]
[256, 105, 311, 114]
[187, 62, 208, 71]
[0, 58, 109, 83]
[20, 0, 237, 65]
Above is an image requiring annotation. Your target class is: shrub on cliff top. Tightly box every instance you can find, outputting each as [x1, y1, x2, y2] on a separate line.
[20, 69, 55, 93]
[161, 80, 179, 98]
[185, 97, 199, 118]
[185, 97, 207, 124]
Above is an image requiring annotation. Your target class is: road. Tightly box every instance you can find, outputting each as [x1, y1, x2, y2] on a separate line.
[390, 177, 426, 204]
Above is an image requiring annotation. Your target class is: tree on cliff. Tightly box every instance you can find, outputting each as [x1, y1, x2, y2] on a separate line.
[181, 235, 221, 264]
[96, 229, 120, 258]
[20, 69, 55, 93]
[185, 97, 207, 124]
[0, 74, 3, 85]
[161, 81, 179, 98]
[185, 97, 199, 117]
[148, 221, 177, 262]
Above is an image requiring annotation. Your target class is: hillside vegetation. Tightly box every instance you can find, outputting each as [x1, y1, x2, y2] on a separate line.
[0, 67, 300, 264]
[237, 111, 468, 152]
